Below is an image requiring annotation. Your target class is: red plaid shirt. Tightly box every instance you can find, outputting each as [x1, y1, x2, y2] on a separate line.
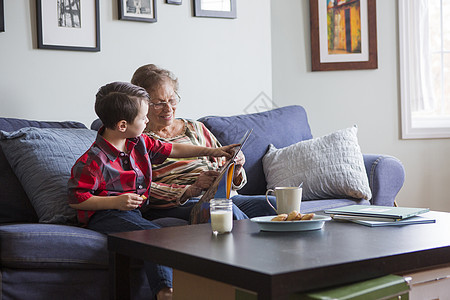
[68, 128, 172, 225]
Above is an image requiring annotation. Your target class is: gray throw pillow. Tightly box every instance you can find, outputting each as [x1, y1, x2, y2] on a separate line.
[0, 128, 96, 224]
[262, 126, 372, 201]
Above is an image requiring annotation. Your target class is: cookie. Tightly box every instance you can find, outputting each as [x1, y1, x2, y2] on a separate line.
[286, 210, 299, 221]
[271, 214, 288, 221]
[294, 213, 303, 220]
[300, 213, 315, 220]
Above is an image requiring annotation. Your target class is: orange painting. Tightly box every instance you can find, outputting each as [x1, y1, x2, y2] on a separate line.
[327, 0, 361, 54]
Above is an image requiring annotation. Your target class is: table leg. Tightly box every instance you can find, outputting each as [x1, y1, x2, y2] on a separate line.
[109, 251, 131, 300]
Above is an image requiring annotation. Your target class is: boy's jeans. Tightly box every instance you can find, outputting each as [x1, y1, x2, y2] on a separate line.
[88, 209, 172, 298]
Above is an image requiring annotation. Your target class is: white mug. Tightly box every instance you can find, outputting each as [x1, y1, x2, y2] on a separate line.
[265, 187, 302, 214]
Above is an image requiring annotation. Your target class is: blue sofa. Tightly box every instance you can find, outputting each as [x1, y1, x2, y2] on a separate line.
[199, 106, 405, 209]
[0, 105, 405, 299]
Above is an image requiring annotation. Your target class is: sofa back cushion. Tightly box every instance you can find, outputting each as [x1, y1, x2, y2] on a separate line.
[0, 117, 86, 223]
[199, 105, 313, 195]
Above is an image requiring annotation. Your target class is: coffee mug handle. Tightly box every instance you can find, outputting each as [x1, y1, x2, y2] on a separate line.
[265, 189, 277, 213]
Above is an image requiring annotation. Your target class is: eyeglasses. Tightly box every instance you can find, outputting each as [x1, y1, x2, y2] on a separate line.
[149, 92, 181, 110]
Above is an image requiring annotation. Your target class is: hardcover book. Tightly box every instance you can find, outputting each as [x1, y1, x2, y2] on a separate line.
[189, 129, 252, 224]
[324, 204, 429, 220]
[330, 214, 400, 222]
[350, 215, 436, 227]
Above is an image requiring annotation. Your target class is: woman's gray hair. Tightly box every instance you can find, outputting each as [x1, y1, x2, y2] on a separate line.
[131, 64, 179, 95]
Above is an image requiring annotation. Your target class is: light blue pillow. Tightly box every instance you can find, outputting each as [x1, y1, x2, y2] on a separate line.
[0, 128, 96, 224]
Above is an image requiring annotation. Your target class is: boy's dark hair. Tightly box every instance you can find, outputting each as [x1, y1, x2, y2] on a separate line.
[95, 82, 149, 129]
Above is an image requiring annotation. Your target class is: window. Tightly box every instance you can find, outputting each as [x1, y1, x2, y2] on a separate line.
[399, 0, 450, 139]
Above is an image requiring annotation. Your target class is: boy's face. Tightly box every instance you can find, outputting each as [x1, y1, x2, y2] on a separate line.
[126, 100, 149, 138]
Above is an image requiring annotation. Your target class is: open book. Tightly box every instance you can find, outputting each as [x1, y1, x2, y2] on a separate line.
[189, 129, 252, 224]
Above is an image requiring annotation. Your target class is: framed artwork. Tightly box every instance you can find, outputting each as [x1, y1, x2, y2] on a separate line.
[119, 0, 157, 22]
[194, 0, 236, 19]
[166, 0, 182, 4]
[36, 0, 100, 52]
[0, 0, 4, 32]
[309, 0, 377, 71]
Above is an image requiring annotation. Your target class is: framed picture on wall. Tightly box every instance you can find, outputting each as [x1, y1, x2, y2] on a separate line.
[309, 0, 377, 71]
[36, 0, 100, 52]
[194, 0, 236, 19]
[119, 0, 157, 22]
[167, 0, 182, 5]
[0, 0, 5, 32]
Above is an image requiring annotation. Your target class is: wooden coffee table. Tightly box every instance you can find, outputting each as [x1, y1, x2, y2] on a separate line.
[108, 211, 450, 299]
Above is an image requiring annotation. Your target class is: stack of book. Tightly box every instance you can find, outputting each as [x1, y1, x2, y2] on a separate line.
[324, 205, 435, 227]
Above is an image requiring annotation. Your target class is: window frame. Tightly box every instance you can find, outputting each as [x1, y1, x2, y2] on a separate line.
[399, 0, 450, 139]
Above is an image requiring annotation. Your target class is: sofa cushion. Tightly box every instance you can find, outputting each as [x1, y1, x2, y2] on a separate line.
[262, 126, 372, 201]
[0, 217, 186, 270]
[300, 198, 370, 213]
[0, 223, 108, 269]
[0, 127, 96, 224]
[199, 105, 313, 195]
[0, 117, 86, 224]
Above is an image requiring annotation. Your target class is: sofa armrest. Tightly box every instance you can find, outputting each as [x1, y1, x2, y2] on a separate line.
[363, 154, 405, 206]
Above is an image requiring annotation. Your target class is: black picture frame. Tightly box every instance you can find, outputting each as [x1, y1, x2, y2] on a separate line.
[36, 0, 100, 52]
[194, 0, 236, 19]
[167, 0, 182, 5]
[119, 0, 157, 23]
[0, 0, 4, 32]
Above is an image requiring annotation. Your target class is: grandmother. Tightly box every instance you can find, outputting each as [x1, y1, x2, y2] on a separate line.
[131, 64, 277, 221]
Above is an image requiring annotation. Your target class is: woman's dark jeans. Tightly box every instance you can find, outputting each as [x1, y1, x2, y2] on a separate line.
[141, 198, 248, 221]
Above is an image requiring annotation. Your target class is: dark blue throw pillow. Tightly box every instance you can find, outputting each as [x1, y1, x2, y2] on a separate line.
[0, 118, 87, 223]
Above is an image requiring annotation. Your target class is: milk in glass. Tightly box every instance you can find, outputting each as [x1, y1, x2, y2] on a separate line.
[210, 199, 233, 234]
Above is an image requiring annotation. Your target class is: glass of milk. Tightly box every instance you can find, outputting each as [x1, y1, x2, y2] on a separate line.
[210, 199, 233, 234]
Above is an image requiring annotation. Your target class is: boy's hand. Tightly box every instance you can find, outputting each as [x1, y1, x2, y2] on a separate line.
[113, 193, 145, 210]
[209, 143, 240, 159]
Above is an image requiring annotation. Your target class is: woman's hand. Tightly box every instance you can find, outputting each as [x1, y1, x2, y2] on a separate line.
[193, 170, 219, 191]
[178, 170, 219, 204]
[233, 150, 245, 175]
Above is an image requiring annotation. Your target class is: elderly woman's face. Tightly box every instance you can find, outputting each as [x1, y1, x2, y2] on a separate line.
[147, 80, 178, 128]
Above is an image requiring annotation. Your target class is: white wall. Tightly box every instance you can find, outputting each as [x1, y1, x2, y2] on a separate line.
[271, 0, 450, 212]
[2, 0, 449, 212]
[0, 0, 272, 126]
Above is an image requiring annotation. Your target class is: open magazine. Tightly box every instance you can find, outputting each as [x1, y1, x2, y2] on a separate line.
[189, 129, 253, 224]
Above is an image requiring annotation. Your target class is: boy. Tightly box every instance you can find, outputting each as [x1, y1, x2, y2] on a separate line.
[67, 82, 237, 300]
